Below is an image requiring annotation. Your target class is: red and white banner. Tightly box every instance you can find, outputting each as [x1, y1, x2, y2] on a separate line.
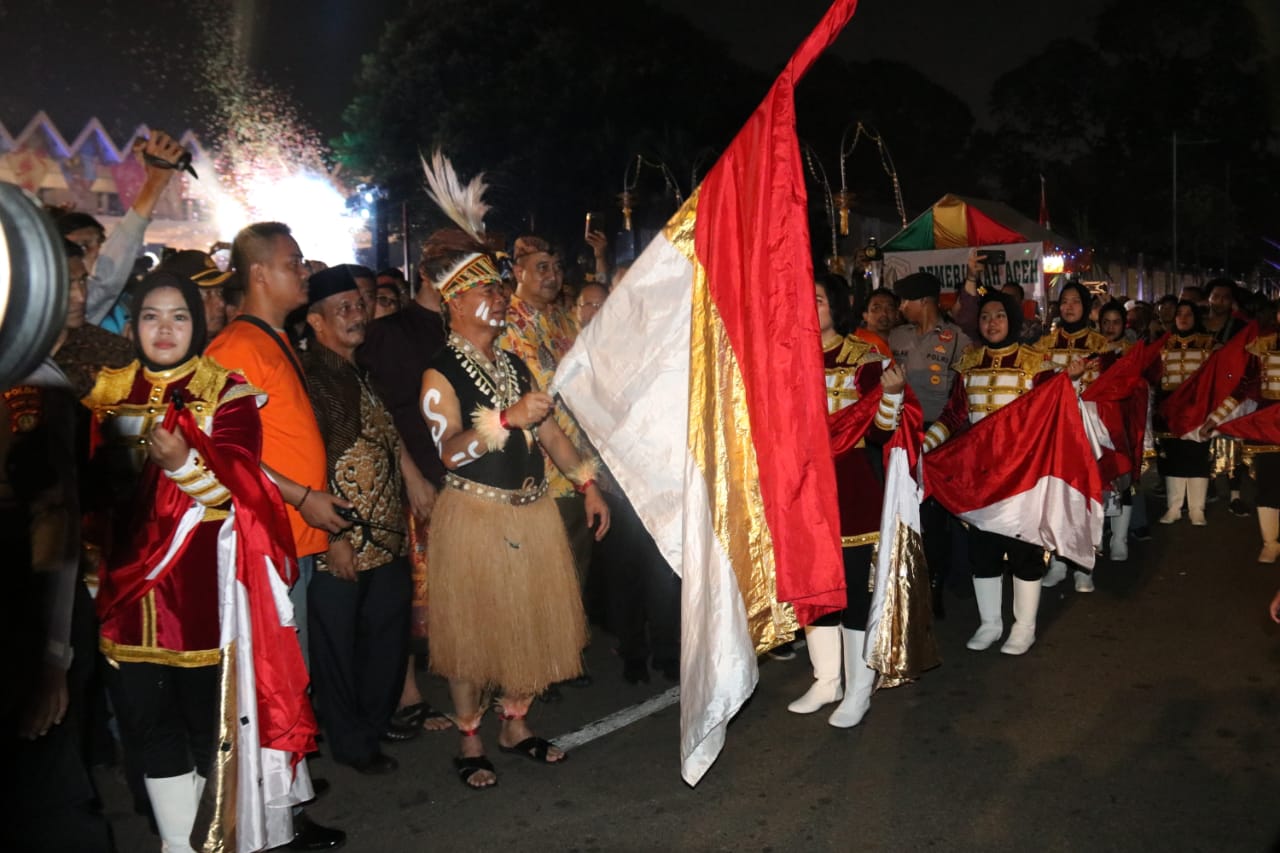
[925, 372, 1104, 567]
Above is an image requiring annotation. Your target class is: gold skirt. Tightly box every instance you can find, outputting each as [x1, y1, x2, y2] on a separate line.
[427, 485, 587, 696]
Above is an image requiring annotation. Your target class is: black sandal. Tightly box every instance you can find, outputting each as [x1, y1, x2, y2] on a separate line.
[499, 736, 567, 764]
[497, 713, 568, 764]
[393, 702, 452, 729]
[454, 754, 498, 789]
[454, 726, 497, 789]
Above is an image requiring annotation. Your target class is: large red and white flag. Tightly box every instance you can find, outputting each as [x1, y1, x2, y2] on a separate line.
[924, 372, 1104, 567]
[553, 0, 861, 785]
[1081, 336, 1166, 483]
[1160, 322, 1258, 439]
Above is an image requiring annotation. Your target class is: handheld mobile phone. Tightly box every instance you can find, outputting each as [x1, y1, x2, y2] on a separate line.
[978, 249, 1006, 266]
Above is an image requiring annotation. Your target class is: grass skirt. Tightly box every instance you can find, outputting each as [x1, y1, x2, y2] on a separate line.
[427, 486, 587, 695]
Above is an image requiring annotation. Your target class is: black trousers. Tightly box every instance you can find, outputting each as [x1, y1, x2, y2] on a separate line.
[812, 543, 874, 631]
[969, 527, 1046, 582]
[1, 561, 113, 853]
[308, 556, 410, 765]
[108, 660, 219, 779]
[1254, 453, 1280, 508]
[1157, 437, 1211, 478]
[601, 492, 681, 666]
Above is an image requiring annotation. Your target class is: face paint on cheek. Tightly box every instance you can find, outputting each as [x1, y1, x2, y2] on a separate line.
[422, 388, 447, 452]
[475, 301, 490, 323]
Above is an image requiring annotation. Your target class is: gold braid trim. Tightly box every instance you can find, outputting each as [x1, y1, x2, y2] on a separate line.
[842, 532, 880, 547]
[82, 361, 139, 411]
[100, 637, 221, 668]
[216, 380, 267, 409]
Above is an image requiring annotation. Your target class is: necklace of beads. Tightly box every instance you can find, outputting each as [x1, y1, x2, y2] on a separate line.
[449, 332, 521, 408]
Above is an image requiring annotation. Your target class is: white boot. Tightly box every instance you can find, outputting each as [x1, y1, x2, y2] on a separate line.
[966, 576, 1004, 651]
[1159, 477, 1187, 524]
[1258, 507, 1280, 563]
[1073, 569, 1095, 593]
[1186, 477, 1209, 526]
[1042, 558, 1068, 588]
[1109, 505, 1132, 561]
[786, 624, 843, 713]
[144, 772, 199, 853]
[1000, 578, 1040, 655]
[828, 628, 877, 728]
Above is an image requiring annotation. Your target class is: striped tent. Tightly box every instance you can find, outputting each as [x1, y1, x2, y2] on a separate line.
[884, 193, 1073, 251]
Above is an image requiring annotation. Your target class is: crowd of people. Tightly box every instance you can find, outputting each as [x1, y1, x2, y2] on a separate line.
[4, 134, 1280, 852]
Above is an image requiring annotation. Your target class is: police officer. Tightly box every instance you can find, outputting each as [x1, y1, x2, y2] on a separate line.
[888, 272, 971, 615]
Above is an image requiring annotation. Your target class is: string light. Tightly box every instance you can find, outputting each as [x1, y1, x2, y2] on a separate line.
[800, 143, 837, 262]
[620, 154, 684, 229]
[839, 122, 908, 228]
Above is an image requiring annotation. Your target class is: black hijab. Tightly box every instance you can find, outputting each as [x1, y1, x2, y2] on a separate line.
[131, 271, 209, 371]
[1172, 299, 1204, 338]
[1056, 280, 1093, 334]
[978, 291, 1021, 348]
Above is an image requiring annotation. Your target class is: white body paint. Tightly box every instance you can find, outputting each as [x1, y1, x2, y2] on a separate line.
[448, 440, 483, 468]
[422, 388, 447, 452]
[475, 301, 490, 323]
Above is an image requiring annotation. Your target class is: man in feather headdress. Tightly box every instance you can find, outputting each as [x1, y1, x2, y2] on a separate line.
[415, 152, 609, 789]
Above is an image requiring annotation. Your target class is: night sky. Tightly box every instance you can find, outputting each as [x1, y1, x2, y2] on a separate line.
[0, 0, 1112, 144]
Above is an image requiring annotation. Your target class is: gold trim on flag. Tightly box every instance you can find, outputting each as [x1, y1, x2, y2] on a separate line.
[685, 192, 796, 653]
[192, 644, 239, 852]
[866, 518, 940, 687]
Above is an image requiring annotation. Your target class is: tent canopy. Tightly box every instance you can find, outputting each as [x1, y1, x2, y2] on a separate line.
[884, 193, 1076, 252]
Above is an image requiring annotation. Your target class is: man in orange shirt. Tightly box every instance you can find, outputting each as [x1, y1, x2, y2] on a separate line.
[203, 221, 349, 851]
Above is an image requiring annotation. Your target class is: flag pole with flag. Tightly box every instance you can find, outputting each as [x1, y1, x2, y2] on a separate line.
[552, 0, 862, 786]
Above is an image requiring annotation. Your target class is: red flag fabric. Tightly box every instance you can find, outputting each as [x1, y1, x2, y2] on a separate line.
[924, 372, 1104, 567]
[693, 0, 860, 626]
[828, 384, 883, 456]
[96, 403, 203, 621]
[1160, 322, 1258, 438]
[1038, 175, 1050, 229]
[1083, 336, 1166, 482]
[1217, 405, 1280, 445]
[178, 401, 315, 758]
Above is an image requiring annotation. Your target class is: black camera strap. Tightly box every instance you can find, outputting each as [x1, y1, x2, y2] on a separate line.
[233, 315, 307, 390]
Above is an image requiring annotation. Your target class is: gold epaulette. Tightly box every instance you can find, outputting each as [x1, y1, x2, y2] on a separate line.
[1166, 333, 1216, 351]
[187, 358, 237, 406]
[1038, 328, 1109, 353]
[1247, 334, 1277, 358]
[82, 361, 139, 412]
[954, 344, 985, 373]
[1014, 343, 1051, 375]
[834, 335, 881, 368]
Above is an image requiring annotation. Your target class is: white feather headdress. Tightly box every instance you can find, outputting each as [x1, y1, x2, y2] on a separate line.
[421, 149, 489, 240]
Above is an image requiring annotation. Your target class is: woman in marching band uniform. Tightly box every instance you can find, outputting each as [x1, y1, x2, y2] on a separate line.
[1150, 301, 1217, 526]
[1039, 281, 1110, 591]
[84, 272, 310, 851]
[787, 274, 905, 728]
[924, 292, 1084, 655]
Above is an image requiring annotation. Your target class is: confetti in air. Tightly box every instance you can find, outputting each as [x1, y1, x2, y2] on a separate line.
[185, 1, 362, 263]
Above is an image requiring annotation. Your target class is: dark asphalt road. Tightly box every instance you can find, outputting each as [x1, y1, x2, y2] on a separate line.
[100, 491, 1280, 852]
